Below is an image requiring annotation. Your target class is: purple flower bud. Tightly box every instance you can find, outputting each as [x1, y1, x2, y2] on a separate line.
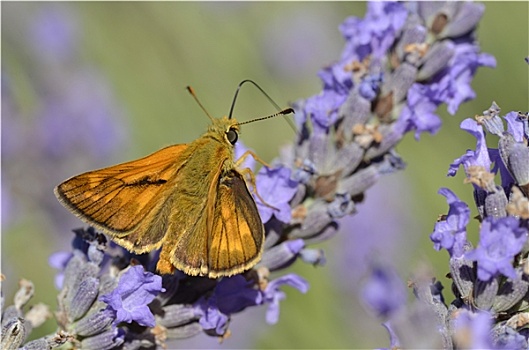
[506, 141, 529, 186]
[449, 247, 475, 301]
[386, 62, 418, 103]
[263, 218, 283, 249]
[363, 121, 407, 160]
[74, 308, 115, 337]
[299, 248, 326, 266]
[156, 304, 198, 329]
[484, 186, 508, 218]
[164, 322, 203, 339]
[477, 102, 504, 136]
[292, 158, 316, 184]
[62, 251, 87, 295]
[327, 193, 355, 218]
[20, 338, 51, 350]
[492, 268, 529, 313]
[417, 41, 455, 81]
[80, 327, 124, 350]
[303, 221, 338, 245]
[437, 2, 485, 39]
[338, 91, 372, 136]
[473, 278, 499, 311]
[0, 317, 27, 349]
[87, 244, 104, 266]
[308, 132, 329, 170]
[289, 201, 332, 240]
[68, 277, 99, 322]
[333, 142, 363, 177]
[257, 239, 304, 271]
[337, 166, 379, 197]
[2, 306, 22, 325]
[395, 25, 427, 64]
[361, 263, 406, 319]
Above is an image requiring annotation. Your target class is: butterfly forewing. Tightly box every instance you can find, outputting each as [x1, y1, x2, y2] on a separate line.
[55, 144, 188, 251]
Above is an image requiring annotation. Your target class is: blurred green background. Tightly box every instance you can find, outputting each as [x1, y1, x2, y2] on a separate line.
[2, 2, 528, 349]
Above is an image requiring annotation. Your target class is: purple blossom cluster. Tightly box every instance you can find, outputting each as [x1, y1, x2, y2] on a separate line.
[1, 1, 501, 349]
[363, 104, 529, 348]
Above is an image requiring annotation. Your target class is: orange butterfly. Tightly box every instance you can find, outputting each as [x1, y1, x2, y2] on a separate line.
[55, 102, 293, 278]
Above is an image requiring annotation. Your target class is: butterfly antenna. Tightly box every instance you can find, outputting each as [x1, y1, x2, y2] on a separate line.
[186, 86, 215, 122]
[237, 108, 295, 126]
[228, 80, 283, 119]
[228, 79, 296, 130]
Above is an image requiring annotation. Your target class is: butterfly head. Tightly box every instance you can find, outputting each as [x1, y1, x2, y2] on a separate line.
[210, 116, 241, 146]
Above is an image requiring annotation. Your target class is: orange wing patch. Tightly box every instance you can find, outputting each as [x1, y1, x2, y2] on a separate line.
[207, 170, 264, 278]
[55, 144, 188, 251]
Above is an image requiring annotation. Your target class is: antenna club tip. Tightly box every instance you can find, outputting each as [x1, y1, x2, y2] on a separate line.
[281, 108, 295, 115]
[186, 86, 195, 95]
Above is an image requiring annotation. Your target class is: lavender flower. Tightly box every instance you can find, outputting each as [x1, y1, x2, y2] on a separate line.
[361, 263, 406, 319]
[255, 166, 298, 223]
[4, 1, 500, 348]
[451, 310, 494, 349]
[100, 266, 164, 327]
[365, 102, 529, 348]
[261, 274, 309, 324]
[430, 188, 470, 258]
[465, 217, 527, 281]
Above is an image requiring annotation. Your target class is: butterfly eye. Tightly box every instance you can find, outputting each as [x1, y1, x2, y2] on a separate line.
[226, 128, 238, 145]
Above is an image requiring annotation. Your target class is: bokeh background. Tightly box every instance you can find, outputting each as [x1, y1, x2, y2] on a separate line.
[2, 2, 528, 349]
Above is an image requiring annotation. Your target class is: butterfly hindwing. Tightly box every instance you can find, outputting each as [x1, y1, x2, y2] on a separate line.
[208, 169, 264, 278]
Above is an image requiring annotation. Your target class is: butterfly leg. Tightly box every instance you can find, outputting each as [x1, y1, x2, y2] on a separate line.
[235, 150, 279, 210]
[235, 151, 280, 210]
[235, 150, 271, 168]
[238, 167, 279, 211]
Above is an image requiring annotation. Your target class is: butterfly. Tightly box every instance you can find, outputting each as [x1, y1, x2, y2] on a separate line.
[55, 103, 294, 278]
